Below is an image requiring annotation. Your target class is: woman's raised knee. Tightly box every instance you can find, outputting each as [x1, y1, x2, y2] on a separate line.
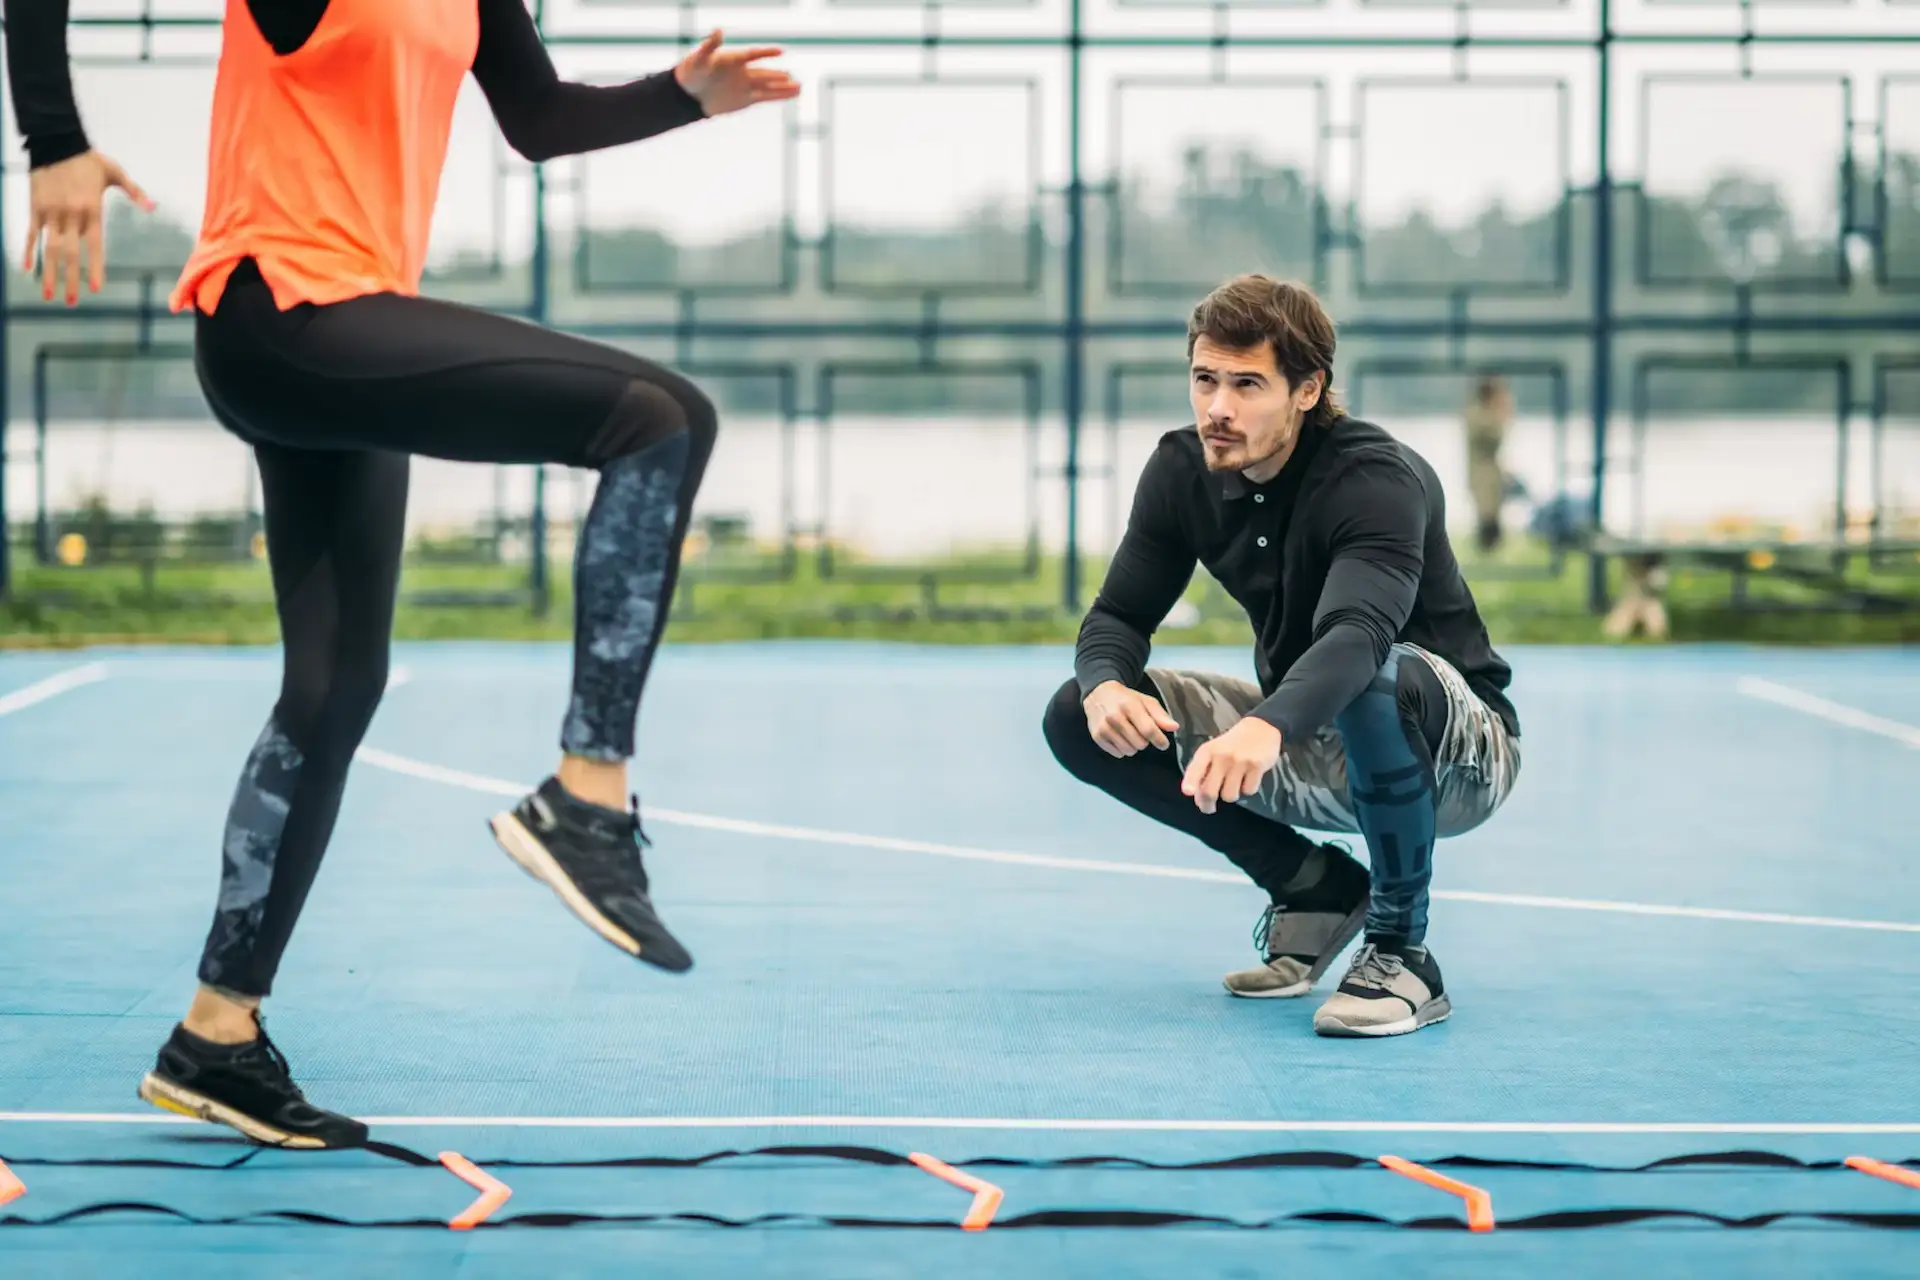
[584, 375, 718, 469]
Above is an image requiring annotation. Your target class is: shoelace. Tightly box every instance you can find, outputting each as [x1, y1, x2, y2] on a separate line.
[1251, 903, 1279, 956]
[628, 795, 652, 851]
[1344, 944, 1407, 990]
[238, 1019, 306, 1100]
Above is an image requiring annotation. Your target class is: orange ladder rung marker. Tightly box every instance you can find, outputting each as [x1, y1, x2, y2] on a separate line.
[0, 1157, 23, 1208]
[908, 1151, 1005, 1231]
[439, 1151, 512, 1230]
[1379, 1154, 1494, 1233]
[1846, 1156, 1920, 1191]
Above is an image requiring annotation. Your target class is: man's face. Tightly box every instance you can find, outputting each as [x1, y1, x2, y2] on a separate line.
[1188, 336, 1323, 478]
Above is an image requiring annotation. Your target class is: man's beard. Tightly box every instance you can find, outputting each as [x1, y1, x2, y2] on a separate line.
[1200, 426, 1292, 473]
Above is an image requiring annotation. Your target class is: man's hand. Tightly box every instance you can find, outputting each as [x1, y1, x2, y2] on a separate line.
[1181, 717, 1282, 814]
[22, 150, 153, 306]
[1083, 680, 1180, 759]
[674, 30, 801, 118]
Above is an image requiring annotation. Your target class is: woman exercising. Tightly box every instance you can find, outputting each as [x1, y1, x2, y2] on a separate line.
[6, 0, 798, 1148]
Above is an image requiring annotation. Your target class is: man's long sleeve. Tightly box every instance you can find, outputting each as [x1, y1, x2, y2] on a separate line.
[1249, 461, 1425, 739]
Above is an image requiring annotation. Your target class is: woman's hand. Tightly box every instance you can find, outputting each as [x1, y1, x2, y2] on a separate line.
[674, 30, 801, 118]
[23, 150, 153, 306]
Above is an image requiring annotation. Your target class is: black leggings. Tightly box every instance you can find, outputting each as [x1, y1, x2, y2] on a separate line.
[194, 260, 716, 997]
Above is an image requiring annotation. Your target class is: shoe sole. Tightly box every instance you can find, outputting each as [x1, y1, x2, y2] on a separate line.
[490, 809, 649, 961]
[137, 1072, 331, 1149]
[1313, 994, 1453, 1038]
[1222, 977, 1312, 999]
[1222, 899, 1371, 1000]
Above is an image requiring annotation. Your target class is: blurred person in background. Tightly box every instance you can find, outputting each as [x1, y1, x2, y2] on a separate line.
[1465, 373, 1513, 553]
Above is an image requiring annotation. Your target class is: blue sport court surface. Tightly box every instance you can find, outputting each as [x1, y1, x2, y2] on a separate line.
[1, 641, 1917, 1277]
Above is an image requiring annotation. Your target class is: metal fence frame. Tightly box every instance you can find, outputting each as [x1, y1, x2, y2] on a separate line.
[4, 0, 1920, 613]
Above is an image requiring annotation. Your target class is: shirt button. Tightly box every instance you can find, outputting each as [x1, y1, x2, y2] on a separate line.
[1254, 494, 1265, 503]
[1257, 536, 1269, 548]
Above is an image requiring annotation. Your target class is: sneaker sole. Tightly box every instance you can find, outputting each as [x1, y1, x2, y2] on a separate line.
[489, 809, 644, 959]
[1313, 994, 1453, 1038]
[137, 1072, 330, 1149]
[1222, 977, 1312, 999]
[1222, 899, 1371, 1000]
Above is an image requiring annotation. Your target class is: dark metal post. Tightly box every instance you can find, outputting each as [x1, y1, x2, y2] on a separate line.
[1061, 0, 1087, 614]
[528, 135, 551, 618]
[0, 105, 11, 599]
[1586, 0, 1614, 613]
[33, 351, 49, 564]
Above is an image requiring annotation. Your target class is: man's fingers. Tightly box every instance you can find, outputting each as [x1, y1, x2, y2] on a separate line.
[1148, 699, 1181, 733]
[1180, 745, 1205, 793]
[1091, 720, 1139, 759]
[1124, 702, 1170, 751]
[730, 45, 784, 63]
[1185, 748, 1248, 814]
[1105, 713, 1149, 754]
[1191, 756, 1223, 813]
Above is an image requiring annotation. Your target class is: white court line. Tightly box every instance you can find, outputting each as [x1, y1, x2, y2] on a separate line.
[0, 662, 108, 719]
[1435, 890, 1920, 935]
[3, 1111, 1918, 1135]
[1737, 676, 1920, 750]
[353, 746, 1920, 935]
[385, 666, 412, 693]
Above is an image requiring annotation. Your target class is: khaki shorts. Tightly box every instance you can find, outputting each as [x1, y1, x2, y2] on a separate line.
[1145, 643, 1520, 839]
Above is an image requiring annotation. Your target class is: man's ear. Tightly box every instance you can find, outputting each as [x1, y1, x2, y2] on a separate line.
[1297, 371, 1325, 412]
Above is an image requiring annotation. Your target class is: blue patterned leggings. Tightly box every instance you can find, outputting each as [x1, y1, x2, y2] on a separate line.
[190, 258, 715, 996]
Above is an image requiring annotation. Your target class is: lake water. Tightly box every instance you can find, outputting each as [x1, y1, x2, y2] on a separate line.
[9, 413, 1919, 554]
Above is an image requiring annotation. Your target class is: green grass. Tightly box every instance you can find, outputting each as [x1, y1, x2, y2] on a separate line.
[5, 539, 1920, 650]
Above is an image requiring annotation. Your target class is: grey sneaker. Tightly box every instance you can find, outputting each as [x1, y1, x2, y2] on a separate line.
[1312, 943, 1451, 1037]
[1223, 849, 1370, 999]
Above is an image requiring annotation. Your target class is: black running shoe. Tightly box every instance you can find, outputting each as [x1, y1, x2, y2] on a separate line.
[137, 1019, 367, 1149]
[489, 776, 693, 973]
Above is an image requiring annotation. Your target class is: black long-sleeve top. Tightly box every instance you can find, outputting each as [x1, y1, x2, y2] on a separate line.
[5, 0, 706, 171]
[1076, 416, 1521, 743]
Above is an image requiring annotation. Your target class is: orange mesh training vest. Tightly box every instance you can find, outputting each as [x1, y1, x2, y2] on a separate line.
[170, 0, 480, 315]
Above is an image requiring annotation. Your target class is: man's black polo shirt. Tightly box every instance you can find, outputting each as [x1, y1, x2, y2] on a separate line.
[1074, 415, 1520, 742]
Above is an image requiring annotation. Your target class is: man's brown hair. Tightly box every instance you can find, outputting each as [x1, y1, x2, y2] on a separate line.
[1186, 274, 1343, 429]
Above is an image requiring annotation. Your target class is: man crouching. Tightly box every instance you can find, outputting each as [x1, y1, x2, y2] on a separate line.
[1043, 274, 1522, 1037]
